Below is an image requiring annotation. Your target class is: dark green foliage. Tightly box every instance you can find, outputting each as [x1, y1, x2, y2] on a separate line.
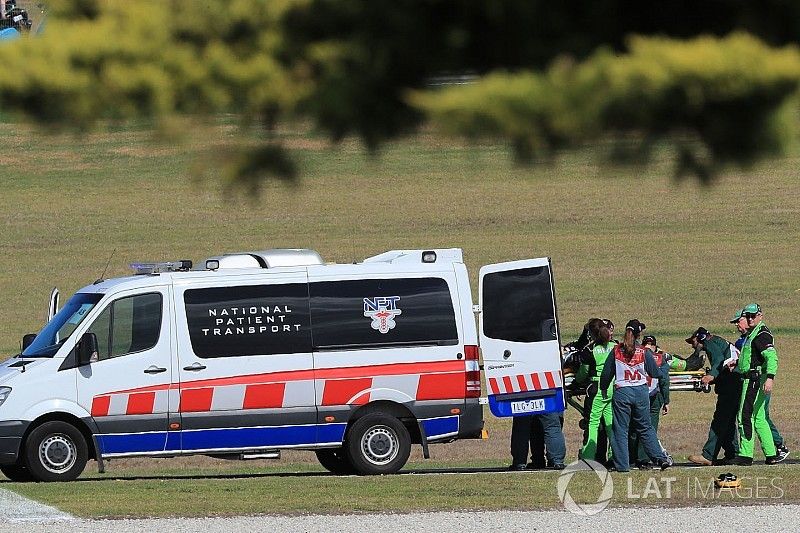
[2, 0, 800, 185]
[413, 34, 800, 181]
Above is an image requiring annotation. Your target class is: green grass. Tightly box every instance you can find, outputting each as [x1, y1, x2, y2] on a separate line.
[0, 120, 799, 516]
[6, 463, 798, 518]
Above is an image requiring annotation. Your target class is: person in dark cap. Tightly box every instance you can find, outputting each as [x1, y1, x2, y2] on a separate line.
[685, 325, 741, 465]
[599, 319, 671, 472]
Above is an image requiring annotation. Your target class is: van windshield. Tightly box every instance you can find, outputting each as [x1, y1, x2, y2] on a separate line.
[21, 293, 104, 358]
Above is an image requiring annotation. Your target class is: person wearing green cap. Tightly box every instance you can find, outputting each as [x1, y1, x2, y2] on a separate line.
[733, 308, 789, 462]
[734, 303, 780, 465]
[686, 324, 741, 465]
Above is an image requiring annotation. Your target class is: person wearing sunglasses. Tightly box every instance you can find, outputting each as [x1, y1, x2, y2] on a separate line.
[733, 303, 781, 465]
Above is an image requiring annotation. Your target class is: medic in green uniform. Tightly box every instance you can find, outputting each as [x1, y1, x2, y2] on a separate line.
[578, 322, 615, 462]
[734, 303, 780, 466]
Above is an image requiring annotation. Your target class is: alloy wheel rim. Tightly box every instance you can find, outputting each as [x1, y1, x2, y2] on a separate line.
[39, 434, 76, 474]
[361, 425, 399, 466]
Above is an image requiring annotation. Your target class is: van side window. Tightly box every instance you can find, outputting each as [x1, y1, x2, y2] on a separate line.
[184, 284, 312, 358]
[86, 293, 163, 361]
[310, 277, 458, 350]
[482, 266, 557, 343]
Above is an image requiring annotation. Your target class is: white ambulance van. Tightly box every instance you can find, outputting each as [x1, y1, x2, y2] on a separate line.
[0, 248, 563, 481]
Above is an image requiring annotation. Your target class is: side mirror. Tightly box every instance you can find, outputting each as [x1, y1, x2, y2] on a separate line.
[21, 334, 36, 350]
[77, 332, 99, 366]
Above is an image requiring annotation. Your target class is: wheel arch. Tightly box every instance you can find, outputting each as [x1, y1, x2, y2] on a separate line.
[23, 413, 97, 461]
[349, 400, 421, 444]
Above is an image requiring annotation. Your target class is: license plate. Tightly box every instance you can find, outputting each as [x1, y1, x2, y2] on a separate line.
[510, 398, 546, 414]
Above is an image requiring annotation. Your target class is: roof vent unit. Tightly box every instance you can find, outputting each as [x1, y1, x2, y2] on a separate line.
[205, 249, 324, 270]
[251, 249, 324, 268]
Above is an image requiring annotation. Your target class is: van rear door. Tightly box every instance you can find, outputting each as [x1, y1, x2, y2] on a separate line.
[479, 258, 564, 417]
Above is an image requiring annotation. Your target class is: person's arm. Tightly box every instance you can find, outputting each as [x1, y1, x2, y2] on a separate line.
[658, 356, 670, 406]
[736, 337, 751, 375]
[706, 338, 728, 379]
[574, 363, 590, 385]
[644, 349, 662, 378]
[599, 353, 615, 398]
[753, 331, 778, 392]
[572, 349, 593, 384]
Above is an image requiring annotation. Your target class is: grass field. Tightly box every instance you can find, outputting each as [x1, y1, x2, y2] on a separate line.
[0, 120, 798, 516]
[5, 463, 796, 517]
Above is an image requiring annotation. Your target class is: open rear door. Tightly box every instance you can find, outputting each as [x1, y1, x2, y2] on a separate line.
[479, 258, 564, 417]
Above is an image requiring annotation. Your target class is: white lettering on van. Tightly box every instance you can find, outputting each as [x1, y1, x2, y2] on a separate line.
[198, 302, 303, 338]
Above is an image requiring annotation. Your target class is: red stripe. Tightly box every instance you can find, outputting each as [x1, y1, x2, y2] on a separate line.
[243, 383, 286, 409]
[516, 375, 528, 391]
[417, 372, 465, 400]
[351, 391, 371, 405]
[126, 392, 155, 415]
[531, 373, 542, 390]
[101, 360, 464, 397]
[502, 376, 513, 393]
[180, 388, 214, 412]
[545, 372, 556, 389]
[488, 377, 499, 394]
[91, 396, 111, 417]
[322, 378, 372, 406]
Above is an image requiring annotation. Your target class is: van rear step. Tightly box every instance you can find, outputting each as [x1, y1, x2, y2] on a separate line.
[208, 451, 281, 460]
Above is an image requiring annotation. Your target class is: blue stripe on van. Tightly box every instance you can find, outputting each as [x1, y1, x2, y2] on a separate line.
[180, 423, 347, 452]
[421, 415, 459, 440]
[98, 423, 348, 456]
[98, 431, 169, 455]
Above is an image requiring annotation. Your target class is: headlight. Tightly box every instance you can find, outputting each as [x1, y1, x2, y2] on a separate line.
[0, 387, 11, 407]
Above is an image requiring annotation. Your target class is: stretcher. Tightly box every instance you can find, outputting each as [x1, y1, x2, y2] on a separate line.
[563, 369, 709, 414]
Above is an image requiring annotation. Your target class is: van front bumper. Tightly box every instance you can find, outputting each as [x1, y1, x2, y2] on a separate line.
[0, 420, 28, 465]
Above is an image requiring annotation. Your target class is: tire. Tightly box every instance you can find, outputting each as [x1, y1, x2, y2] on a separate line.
[0, 463, 34, 482]
[345, 413, 411, 475]
[315, 449, 355, 475]
[23, 421, 88, 482]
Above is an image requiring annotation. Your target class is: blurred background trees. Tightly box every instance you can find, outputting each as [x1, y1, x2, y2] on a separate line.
[2, 0, 800, 186]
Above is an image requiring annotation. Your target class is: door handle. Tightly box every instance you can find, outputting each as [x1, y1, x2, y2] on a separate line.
[503, 350, 511, 359]
[144, 365, 167, 374]
[183, 363, 207, 372]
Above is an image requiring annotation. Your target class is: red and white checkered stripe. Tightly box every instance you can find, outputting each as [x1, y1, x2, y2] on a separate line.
[487, 370, 563, 395]
[90, 360, 466, 417]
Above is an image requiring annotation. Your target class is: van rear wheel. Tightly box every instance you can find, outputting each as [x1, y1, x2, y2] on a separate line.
[0, 463, 34, 482]
[24, 421, 88, 482]
[345, 413, 411, 475]
[315, 449, 355, 475]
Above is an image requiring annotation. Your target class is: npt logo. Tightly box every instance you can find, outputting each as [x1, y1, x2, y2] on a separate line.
[557, 460, 613, 516]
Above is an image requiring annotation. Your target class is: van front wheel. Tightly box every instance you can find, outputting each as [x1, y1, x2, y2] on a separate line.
[345, 413, 411, 475]
[24, 421, 88, 482]
[0, 463, 34, 482]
